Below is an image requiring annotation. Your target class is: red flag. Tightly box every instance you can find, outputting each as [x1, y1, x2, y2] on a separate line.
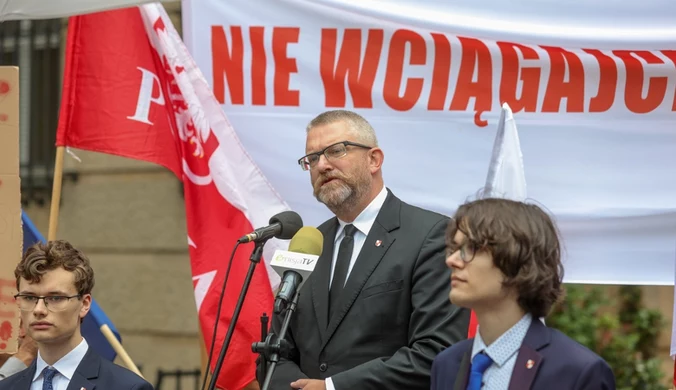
[467, 311, 478, 338]
[57, 5, 290, 389]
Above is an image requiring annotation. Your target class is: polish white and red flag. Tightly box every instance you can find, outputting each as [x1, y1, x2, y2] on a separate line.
[56, 4, 288, 389]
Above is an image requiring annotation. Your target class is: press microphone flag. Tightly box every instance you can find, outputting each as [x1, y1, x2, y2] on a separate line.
[270, 226, 324, 313]
[238, 210, 303, 243]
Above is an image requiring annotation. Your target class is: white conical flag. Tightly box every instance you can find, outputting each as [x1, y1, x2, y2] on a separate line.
[484, 102, 527, 201]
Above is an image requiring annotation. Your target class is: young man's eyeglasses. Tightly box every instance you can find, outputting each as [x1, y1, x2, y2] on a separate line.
[14, 294, 82, 312]
[297, 141, 373, 171]
[446, 241, 477, 263]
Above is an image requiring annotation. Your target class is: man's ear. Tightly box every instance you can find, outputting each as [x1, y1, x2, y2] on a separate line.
[79, 294, 92, 320]
[368, 147, 384, 174]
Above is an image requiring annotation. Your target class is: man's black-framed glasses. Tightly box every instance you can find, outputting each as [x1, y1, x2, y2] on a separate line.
[447, 241, 477, 263]
[14, 294, 82, 312]
[298, 141, 373, 171]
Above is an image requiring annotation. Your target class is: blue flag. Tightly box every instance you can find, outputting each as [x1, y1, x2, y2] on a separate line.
[21, 210, 121, 361]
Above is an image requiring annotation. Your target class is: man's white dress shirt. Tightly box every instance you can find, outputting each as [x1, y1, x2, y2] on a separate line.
[31, 338, 88, 390]
[326, 186, 387, 390]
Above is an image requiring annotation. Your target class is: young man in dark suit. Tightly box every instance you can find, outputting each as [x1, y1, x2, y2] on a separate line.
[431, 198, 615, 390]
[261, 110, 470, 390]
[0, 240, 153, 390]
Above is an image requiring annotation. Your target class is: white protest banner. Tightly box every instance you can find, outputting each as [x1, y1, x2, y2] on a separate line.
[182, 0, 676, 285]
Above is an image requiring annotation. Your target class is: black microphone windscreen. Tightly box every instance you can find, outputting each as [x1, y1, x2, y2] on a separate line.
[269, 210, 303, 240]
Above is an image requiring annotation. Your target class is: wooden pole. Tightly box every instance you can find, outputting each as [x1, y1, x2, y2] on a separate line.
[48, 146, 143, 377]
[100, 324, 144, 378]
[47, 146, 64, 240]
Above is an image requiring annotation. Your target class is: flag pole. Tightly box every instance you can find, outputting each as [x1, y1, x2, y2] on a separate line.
[47, 146, 65, 240]
[48, 146, 145, 379]
[100, 324, 144, 378]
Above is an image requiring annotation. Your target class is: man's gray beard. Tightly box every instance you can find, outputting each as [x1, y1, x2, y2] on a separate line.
[316, 181, 361, 216]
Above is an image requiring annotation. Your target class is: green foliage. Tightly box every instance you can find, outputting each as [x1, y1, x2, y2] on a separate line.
[548, 285, 667, 390]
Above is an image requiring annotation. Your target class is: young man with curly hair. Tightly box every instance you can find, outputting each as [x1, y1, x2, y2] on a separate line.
[431, 198, 615, 390]
[0, 240, 153, 390]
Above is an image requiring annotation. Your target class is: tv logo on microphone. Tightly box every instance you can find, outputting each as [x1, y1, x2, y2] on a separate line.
[270, 250, 318, 272]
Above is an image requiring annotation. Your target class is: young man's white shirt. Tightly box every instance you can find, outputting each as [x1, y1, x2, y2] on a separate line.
[31, 338, 88, 390]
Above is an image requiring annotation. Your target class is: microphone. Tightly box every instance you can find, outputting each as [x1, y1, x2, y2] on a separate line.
[270, 226, 324, 313]
[238, 211, 303, 243]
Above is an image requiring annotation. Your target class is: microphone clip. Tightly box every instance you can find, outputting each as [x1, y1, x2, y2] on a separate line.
[252, 333, 293, 362]
[252, 289, 301, 390]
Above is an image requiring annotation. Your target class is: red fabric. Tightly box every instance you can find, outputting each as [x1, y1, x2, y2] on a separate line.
[57, 8, 273, 390]
[56, 10, 181, 175]
[468, 310, 478, 338]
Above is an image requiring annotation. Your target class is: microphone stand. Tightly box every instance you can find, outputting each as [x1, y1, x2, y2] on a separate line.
[257, 313, 269, 381]
[207, 240, 265, 390]
[252, 290, 300, 390]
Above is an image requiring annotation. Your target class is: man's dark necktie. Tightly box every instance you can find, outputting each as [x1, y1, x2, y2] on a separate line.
[329, 224, 357, 321]
[42, 367, 58, 390]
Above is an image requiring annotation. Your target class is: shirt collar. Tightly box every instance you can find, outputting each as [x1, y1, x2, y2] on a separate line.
[471, 313, 532, 367]
[34, 337, 89, 382]
[335, 186, 388, 241]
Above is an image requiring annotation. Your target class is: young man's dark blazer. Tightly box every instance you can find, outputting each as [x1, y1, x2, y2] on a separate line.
[260, 188, 470, 389]
[0, 346, 153, 390]
[430, 318, 616, 390]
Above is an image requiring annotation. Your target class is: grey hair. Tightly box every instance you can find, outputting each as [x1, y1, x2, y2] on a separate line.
[306, 110, 378, 146]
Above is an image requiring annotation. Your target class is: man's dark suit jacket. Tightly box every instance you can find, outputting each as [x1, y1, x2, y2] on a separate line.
[431, 318, 615, 390]
[0, 346, 154, 390]
[261, 189, 470, 389]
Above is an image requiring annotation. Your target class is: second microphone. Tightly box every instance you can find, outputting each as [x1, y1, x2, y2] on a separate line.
[270, 226, 324, 314]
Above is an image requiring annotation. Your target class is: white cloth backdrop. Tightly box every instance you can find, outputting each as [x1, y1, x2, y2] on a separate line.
[0, 0, 177, 20]
[180, 0, 676, 285]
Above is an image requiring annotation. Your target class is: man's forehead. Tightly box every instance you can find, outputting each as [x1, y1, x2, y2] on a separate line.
[306, 122, 351, 150]
[19, 269, 76, 292]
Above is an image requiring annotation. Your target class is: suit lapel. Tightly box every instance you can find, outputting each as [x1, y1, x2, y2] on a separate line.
[508, 319, 549, 390]
[311, 219, 338, 343]
[14, 360, 37, 389]
[67, 372, 96, 390]
[453, 351, 471, 390]
[507, 345, 542, 390]
[66, 347, 99, 390]
[321, 190, 400, 352]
